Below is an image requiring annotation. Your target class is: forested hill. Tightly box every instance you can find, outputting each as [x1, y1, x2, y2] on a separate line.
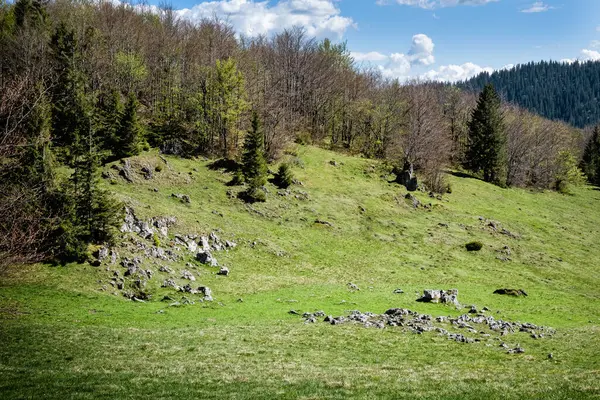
[459, 61, 600, 128]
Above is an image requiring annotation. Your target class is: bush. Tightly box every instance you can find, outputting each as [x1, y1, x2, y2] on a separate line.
[465, 241, 483, 251]
[228, 171, 245, 186]
[273, 163, 294, 189]
[239, 186, 266, 203]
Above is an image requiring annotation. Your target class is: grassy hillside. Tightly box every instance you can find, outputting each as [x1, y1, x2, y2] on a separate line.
[1, 145, 599, 399]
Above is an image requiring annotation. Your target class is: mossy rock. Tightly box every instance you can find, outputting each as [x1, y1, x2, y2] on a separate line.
[465, 241, 483, 251]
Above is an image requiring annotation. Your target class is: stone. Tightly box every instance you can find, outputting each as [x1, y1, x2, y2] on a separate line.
[198, 286, 213, 301]
[493, 288, 528, 297]
[159, 265, 173, 274]
[405, 193, 420, 208]
[110, 250, 118, 265]
[181, 270, 196, 281]
[196, 250, 218, 267]
[393, 289, 404, 294]
[171, 193, 191, 203]
[315, 219, 334, 227]
[141, 166, 153, 180]
[288, 310, 300, 315]
[162, 279, 178, 289]
[468, 305, 478, 314]
[347, 282, 360, 291]
[118, 159, 134, 183]
[417, 289, 459, 306]
[217, 266, 229, 276]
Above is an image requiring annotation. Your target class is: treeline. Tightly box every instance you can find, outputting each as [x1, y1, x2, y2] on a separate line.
[0, 0, 591, 266]
[460, 60, 600, 129]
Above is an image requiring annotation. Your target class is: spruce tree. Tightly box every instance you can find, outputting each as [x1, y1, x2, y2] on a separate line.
[241, 112, 267, 202]
[581, 126, 600, 185]
[116, 93, 143, 159]
[465, 84, 507, 185]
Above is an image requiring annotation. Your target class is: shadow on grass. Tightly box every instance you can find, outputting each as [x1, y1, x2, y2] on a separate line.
[446, 170, 481, 180]
[207, 158, 241, 173]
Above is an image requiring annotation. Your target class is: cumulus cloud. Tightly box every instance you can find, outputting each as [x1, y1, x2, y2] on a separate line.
[366, 34, 435, 79]
[580, 49, 600, 62]
[419, 62, 493, 82]
[351, 51, 389, 62]
[376, 0, 499, 10]
[590, 40, 600, 49]
[175, 0, 356, 38]
[408, 33, 435, 65]
[520, 2, 554, 13]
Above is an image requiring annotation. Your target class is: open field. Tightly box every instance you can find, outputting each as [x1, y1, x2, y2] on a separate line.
[1, 145, 599, 399]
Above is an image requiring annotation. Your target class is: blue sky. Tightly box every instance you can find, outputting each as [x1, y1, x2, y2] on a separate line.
[151, 0, 600, 81]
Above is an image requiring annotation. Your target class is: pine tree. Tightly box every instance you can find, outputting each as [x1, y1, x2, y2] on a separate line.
[581, 126, 600, 185]
[241, 112, 267, 202]
[273, 163, 294, 189]
[116, 93, 143, 159]
[96, 89, 123, 159]
[64, 125, 123, 261]
[465, 84, 507, 185]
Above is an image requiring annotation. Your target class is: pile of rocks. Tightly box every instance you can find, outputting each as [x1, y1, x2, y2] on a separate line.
[298, 307, 555, 352]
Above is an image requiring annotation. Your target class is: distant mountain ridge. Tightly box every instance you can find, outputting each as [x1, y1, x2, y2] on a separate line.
[459, 60, 600, 128]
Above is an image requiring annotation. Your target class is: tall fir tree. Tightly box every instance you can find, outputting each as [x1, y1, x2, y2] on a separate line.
[581, 126, 600, 185]
[96, 89, 123, 159]
[116, 93, 143, 159]
[465, 83, 507, 185]
[241, 111, 267, 202]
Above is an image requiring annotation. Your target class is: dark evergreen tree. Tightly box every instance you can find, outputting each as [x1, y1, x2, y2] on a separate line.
[50, 22, 89, 163]
[581, 126, 600, 185]
[96, 89, 123, 159]
[63, 126, 123, 261]
[241, 112, 267, 202]
[273, 163, 294, 189]
[460, 61, 600, 128]
[115, 93, 143, 159]
[465, 84, 507, 185]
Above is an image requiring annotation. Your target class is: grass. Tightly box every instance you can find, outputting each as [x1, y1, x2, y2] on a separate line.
[1, 145, 599, 399]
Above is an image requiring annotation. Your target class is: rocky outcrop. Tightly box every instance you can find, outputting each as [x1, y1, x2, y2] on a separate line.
[416, 289, 460, 306]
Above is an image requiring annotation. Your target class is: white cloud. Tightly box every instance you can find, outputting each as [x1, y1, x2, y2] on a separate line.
[408, 33, 435, 65]
[351, 51, 389, 62]
[596, 26, 600, 32]
[580, 49, 600, 61]
[419, 62, 494, 82]
[520, 2, 554, 13]
[368, 34, 435, 79]
[175, 0, 356, 38]
[377, 0, 499, 10]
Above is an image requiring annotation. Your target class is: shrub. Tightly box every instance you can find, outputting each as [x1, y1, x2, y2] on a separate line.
[228, 171, 245, 186]
[466, 241, 483, 251]
[274, 163, 294, 189]
[239, 186, 266, 203]
[152, 233, 160, 247]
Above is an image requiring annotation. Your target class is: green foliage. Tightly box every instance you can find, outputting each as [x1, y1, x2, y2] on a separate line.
[242, 112, 267, 191]
[116, 93, 144, 159]
[273, 163, 294, 189]
[228, 171, 245, 186]
[152, 233, 160, 247]
[580, 126, 600, 186]
[50, 22, 90, 163]
[214, 58, 248, 158]
[461, 60, 600, 128]
[13, 0, 46, 29]
[465, 84, 507, 186]
[96, 89, 123, 159]
[465, 241, 483, 251]
[554, 150, 586, 194]
[114, 51, 147, 92]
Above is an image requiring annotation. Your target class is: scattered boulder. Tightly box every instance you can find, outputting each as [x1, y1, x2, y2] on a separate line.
[181, 270, 196, 281]
[493, 288, 528, 297]
[196, 250, 218, 267]
[416, 289, 460, 306]
[159, 265, 173, 274]
[141, 165, 153, 180]
[393, 288, 404, 294]
[171, 193, 191, 203]
[465, 241, 483, 252]
[198, 286, 213, 301]
[347, 282, 360, 291]
[162, 279, 179, 289]
[217, 266, 230, 276]
[118, 159, 134, 183]
[405, 193, 420, 209]
[315, 219, 334, 227]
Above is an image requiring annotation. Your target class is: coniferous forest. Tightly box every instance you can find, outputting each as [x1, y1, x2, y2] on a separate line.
[1, 0, 598, 266]
[461, 60, 600, 129]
